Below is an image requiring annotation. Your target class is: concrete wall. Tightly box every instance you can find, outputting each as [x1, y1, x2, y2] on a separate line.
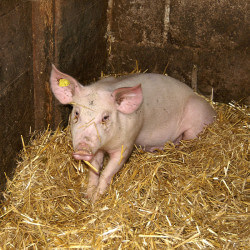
[106, 0, 249, 103]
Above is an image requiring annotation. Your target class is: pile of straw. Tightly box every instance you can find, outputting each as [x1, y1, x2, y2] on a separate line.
[0, 101, 249, 249]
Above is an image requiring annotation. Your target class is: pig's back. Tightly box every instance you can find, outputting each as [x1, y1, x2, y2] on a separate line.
[95, 73, 193, 97]
[95, 73, 195, 124]
[96, 73, 197, 145]
[96, 73, 195, 112]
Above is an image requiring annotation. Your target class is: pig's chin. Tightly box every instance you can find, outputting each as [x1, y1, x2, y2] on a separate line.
[73, 151, 93, 161]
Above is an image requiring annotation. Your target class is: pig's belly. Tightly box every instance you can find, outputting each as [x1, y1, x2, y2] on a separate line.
[135, 121, 182, 151]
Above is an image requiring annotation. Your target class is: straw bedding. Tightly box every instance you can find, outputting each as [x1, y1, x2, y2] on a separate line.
[0, 101, 249, 249]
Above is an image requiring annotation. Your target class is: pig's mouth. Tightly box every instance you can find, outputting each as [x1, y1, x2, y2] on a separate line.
[73, 149, 93, 161]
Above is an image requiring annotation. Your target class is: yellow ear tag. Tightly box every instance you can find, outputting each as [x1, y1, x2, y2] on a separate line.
[59, 78, 71, 87]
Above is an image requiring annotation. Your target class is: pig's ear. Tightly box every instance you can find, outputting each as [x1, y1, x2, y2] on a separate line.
[50, 64, 81, 104]
[112, 84, 143, 114]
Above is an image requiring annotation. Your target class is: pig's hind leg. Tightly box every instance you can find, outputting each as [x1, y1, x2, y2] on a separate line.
[181, 95, 216, 141]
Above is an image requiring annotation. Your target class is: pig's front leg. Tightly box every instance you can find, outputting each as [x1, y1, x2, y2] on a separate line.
[86, 150, 104, 199]
[91, 145, 134, 202]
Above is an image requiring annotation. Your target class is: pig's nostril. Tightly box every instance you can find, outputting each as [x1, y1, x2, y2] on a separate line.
[74, 145, 93, 156]
[73, 148, 93, 161]
[80, 148, 93, 155]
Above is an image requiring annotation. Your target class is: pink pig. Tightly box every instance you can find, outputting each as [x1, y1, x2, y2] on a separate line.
[50, 65, 216, 201]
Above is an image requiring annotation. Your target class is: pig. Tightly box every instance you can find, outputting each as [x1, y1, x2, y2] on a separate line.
[50, 65, 216, 202]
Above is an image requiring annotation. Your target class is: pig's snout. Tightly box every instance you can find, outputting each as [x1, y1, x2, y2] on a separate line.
[73, 143, 93, 161]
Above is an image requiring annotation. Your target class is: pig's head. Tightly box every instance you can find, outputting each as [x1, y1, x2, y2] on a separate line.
[50, 65, 143, 161]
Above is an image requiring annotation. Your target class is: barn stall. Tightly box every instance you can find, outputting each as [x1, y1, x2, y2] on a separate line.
[0, 0, 249, 248]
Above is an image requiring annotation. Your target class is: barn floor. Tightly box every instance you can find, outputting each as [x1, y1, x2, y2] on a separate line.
[0, 101, 249, 249]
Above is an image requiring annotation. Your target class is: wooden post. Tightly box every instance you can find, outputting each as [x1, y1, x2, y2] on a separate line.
[32, 0, 61, 130]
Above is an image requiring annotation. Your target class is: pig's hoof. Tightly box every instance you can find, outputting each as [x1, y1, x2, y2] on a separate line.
[86, 186, 97, 199]
[90, 192, 100, 203]
[85, 191, 99, 203]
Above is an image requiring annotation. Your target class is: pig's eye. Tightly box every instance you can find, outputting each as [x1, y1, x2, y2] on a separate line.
[102, 115, 109, 123]
[73, 111, 79, 123]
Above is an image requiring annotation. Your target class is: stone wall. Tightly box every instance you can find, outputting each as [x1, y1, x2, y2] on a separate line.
[106, 0, 249, 103]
